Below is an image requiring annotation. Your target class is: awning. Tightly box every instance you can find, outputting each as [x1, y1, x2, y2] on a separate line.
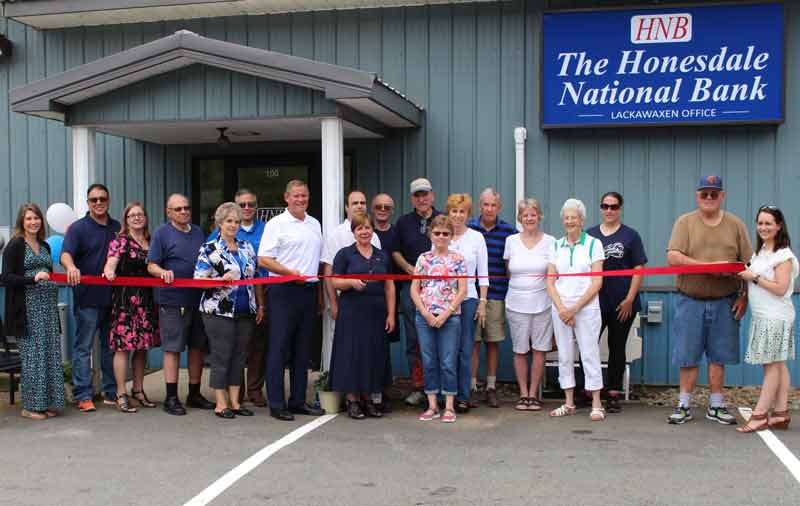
[9, 30, 423, 129]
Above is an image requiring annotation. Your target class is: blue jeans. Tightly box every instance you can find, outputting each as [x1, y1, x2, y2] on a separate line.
[457, 299, 478, 401]
[72, 306, 116, 401]
[415, 312, 460, 396]
[672, 292, 740, 367]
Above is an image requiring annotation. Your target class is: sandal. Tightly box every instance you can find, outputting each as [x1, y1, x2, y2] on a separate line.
[737, 412, 769, 433]
[116, 394, 138, 413]
[21, 410, 47, 420]
[441, 409, 457, 423]
[526, 397, 543, 411]
[418, 408, 440, 421]
[131, 390, 156, 408]
[590, 407, 606, 421]
[768, 410, 791, 430]
[549, 404, 577, 417]
[515, 397, 529, 411]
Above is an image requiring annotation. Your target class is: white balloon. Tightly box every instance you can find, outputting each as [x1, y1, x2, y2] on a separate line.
[46, 203, 77, 234]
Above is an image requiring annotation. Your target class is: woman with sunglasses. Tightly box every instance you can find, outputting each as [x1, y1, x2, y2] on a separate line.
[586, 192, 647, 413]
[411, 215, 467, 423]
[736, 206, 797, 433]
[102, 202, 160, 412]
[329, 214, 396, 419]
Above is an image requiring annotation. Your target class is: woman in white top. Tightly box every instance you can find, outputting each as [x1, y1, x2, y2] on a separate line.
[445, 194, 489, 413]
[546, 198, 606, 421]
[737, 206, 798, 433]
[503, 198, 556, 411]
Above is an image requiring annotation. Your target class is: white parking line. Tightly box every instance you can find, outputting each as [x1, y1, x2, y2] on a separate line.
[182, 413, 338, 506]
[738, 407, 800, 484]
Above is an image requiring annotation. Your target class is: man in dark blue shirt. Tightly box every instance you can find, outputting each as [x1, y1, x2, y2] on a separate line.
[61, 183, 121, 412]
[468, 188, 517, 408]
[372, 192, 398, 412]
[207, 188, 268, 406]
[391, 178, 441, 406]
[147, 193, 213, 415]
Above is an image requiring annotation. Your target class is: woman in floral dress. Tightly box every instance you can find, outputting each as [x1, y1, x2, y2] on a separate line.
[102, 202, 159, 413]
[1, 203, 64, 420]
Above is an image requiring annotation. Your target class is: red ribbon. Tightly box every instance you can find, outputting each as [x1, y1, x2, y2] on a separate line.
[48, 262, 744, 288]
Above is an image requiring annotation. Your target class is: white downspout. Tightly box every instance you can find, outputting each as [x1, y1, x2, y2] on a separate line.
[72, 126, 96, 216]
[514, 127, 527, 229]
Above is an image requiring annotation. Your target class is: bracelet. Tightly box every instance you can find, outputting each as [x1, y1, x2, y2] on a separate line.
[257, 305, 265, 310]
[479, 298, 487, 302]
[752, 275, 760, 285]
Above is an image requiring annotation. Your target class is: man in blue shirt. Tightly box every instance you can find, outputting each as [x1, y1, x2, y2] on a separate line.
[207, 188, 268, 407]
[392, 178, 441, 406]
[61, 183, 121, 412]
[468, 188, 517, 408]
[147, 193, 214, 415]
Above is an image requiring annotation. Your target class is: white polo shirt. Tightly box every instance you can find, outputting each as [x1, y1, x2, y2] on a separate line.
[258, 209, 322, 281]
[320, 219, 381, 265]
[551, 232, 605, 308]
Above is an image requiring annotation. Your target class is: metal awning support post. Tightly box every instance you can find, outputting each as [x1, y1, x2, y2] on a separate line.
[320, 117, 344, 372]
[72, 126, 96, 216]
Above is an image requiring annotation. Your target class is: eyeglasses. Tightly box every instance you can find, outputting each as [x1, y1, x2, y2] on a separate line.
[431, 230, 451, 237]
[374, 204, 394, 212]
[238, 202, 258, 209]
[698, 191, 720, 200]
[600, 203, 621, 211]
[127, 213, 146, 219]
[88, 197, 108, 204]
[169, 205, 192, 212]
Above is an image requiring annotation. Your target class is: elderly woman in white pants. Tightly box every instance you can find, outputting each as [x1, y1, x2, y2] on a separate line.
[546, 198, 606, 421]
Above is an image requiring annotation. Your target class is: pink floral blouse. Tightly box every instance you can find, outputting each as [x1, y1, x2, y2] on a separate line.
[414, 251, 466, 315]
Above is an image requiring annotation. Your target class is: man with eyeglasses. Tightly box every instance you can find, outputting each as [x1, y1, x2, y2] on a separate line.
[207, 189, 269, 406]
[320, 190, 381, 373]
[666, 175, 753, 426]
[392, 178, 441, 406]
[61, 183, 121, 412]
[147, 193, 214, 415]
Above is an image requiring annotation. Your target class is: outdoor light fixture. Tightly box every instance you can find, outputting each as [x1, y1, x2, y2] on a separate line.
[0, 35, 12, 63]
[216, 127, 231, 148]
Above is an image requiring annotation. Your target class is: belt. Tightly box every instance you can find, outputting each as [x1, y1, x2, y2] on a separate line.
[678, 291, 737, 301]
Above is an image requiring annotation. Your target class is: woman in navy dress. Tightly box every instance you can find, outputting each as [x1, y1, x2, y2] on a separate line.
[330, 214, 396, 419]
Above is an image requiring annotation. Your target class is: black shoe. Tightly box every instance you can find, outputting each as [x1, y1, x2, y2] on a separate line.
[232, 407, 254, 417]
[347, 400, 366, 420]
[289, 403, 325, 416]
[163, 397, 187, 416]
[364, 401, 383, 418]
[214, 408, 236, 419]
[270, 408, 295, 421]
[606, 395, 622, 414]
[455, 400, 470, 414]
[186, 393, 215, 410]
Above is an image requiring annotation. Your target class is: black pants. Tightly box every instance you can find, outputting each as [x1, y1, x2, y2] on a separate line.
[266, 284, 316, 410]
[202, 315, 254, 390]
[600, 311, 635, 393]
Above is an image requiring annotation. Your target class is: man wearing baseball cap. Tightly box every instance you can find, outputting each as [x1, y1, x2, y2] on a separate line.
[666, 175, 752, 426]
[392, 178, 441, 405]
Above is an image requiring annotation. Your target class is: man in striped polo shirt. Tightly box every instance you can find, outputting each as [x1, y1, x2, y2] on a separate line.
[468, 188, 518, 407]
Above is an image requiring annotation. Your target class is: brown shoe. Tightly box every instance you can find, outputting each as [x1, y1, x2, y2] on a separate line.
[468, 390, 481, 409]
[248, 392, 267, 407]
[486, 388, 499, 408]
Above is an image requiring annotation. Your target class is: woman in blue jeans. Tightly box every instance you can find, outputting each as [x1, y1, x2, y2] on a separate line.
[410, 215, 467, 423]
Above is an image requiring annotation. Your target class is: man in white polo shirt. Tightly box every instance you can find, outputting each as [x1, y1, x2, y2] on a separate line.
[320, 190, 381, 371]
[258, 180, 325, 421]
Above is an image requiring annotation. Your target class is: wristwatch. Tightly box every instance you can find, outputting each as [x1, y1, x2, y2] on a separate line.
[752, 275, 760, 285]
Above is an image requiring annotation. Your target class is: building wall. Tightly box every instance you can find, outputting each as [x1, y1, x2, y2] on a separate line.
[1, 0, 798, 384]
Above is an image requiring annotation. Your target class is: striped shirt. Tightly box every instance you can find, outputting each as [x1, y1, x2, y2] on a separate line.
[468, 217, 517, 300]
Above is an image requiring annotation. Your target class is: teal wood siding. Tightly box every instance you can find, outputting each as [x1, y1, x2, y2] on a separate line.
[2, 0, 800, 383]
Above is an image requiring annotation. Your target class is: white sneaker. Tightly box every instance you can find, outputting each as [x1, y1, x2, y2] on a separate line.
[404, 390, 425, 406]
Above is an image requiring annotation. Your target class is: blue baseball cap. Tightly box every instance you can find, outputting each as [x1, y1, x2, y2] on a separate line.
[697, 175, 723, 191]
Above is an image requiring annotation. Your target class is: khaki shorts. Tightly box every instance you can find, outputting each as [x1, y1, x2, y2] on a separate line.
[474, 299, 506, 343]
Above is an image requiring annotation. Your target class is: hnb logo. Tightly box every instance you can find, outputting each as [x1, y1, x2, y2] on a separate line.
[631, 13, 692, 44]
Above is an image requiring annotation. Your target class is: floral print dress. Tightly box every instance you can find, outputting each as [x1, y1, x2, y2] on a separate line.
[107, 235, 159, 351]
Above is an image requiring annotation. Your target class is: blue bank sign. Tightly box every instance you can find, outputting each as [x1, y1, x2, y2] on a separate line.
[542, 3, 784, 128]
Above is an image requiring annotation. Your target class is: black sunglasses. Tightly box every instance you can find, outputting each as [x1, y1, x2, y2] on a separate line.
[169, 205, 191, 212]
[698, 191, 720, 200]
[600, 203, 621, 211]
[238, 202, 258, 209]
[88, 196, 108, 204]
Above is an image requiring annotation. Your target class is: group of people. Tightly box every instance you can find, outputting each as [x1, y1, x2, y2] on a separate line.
[1, 174, 795, 430]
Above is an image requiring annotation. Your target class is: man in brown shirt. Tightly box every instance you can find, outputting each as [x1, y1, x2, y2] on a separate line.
[666, 175, 753, 426]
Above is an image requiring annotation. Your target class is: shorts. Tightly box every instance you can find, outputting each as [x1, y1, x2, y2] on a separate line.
[506, 308, 553, 354]
[671, 292, 740, 367]
[159, 306, 209, 353]
[474, 299, 506, 343]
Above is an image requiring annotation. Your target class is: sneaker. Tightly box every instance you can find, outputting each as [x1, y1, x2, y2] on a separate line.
[706, 406, 737, 425]
[78, 400, 96, 413]
[668, 406, 692, 424]
[404, 390, 425, 406]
